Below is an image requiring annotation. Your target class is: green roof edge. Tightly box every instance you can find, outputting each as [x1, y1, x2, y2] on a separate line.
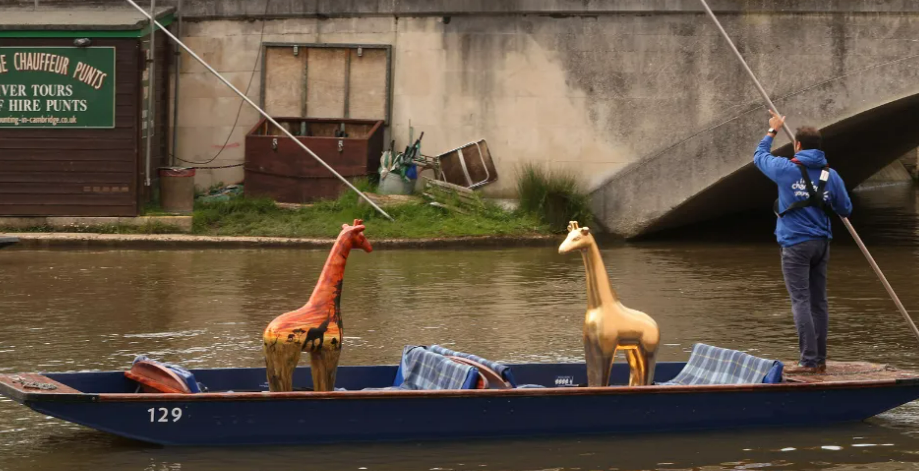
[0, 13, 175, 38]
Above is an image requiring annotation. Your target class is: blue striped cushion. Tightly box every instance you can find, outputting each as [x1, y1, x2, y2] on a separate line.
[427, 345, 518, 387]
[393, 346, 478, 390]
[660, 343, 783, 386]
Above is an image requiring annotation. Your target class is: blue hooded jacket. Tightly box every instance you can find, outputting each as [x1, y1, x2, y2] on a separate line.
[753, 135, 852, 247]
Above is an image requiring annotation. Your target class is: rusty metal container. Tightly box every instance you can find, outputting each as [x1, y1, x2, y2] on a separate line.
[158, 167, 195, 214]
[244, 118, 384, 203]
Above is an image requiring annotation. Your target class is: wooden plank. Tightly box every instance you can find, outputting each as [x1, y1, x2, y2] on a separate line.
[305, 48, 347, 118]
[0, 204, 136, 216]
[0, 161, 135, 173]
[0, 373, 81, 394]
[0, 150, 136, 161]
[347, 48, 388, 121]
[0, 193, 133, 205]
[264, 46, 306, 117]
[0, 140, 135, 150]
[0, 172, 133, 184]
[424, 177, 475, 194]
[0, 182, 133, 194]
[782, 360, 919, 384]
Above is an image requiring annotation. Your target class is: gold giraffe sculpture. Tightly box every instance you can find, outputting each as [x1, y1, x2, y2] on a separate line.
[558, 221, 660, 387]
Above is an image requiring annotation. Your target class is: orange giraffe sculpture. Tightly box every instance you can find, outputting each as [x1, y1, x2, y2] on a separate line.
[262, 219, 372, 392]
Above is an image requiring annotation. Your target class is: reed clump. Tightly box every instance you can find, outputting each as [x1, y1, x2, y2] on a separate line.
[516, 163, 594, 232]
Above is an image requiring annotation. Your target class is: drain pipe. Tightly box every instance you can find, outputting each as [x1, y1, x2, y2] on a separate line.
[170, 0, 182, 165]
[123, 0, 395, 221]
[144, 0, 156, 187]
[699, 0, 919, 344]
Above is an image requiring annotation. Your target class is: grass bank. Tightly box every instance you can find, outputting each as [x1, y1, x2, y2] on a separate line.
[2, 172, 596, 240]
[192, 190, 547, 239]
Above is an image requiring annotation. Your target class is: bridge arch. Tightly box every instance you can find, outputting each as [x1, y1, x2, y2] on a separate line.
[590, 60, 919, 239]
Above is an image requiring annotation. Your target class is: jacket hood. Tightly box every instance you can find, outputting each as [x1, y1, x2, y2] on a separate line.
[794, 148, 827, 168]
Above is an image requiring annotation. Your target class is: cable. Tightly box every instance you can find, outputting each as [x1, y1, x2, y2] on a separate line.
[172, 0, 270, 166]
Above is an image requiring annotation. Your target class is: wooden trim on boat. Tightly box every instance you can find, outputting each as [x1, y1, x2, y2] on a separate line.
[93, 377, 919, 402]
[0, 373, 95, 404]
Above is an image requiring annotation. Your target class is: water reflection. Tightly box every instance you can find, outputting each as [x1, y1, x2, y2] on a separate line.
[0, 185, 917, 471]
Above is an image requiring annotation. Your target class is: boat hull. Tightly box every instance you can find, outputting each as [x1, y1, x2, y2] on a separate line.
[3, 363, 919, 446]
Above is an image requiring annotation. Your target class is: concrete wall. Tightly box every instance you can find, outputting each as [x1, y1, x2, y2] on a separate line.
[902, 149, 919, 180]
[171, 14, 643, 196]
[7, 0, 919, 232]
[856, 159, 914, 190]
[172, 8, 919, 209]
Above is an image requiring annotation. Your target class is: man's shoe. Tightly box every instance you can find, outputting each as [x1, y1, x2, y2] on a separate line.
[786, 363, 818, 374]
[816, 362, 826, 374]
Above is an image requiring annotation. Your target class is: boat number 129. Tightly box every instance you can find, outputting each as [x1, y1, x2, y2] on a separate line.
[147, 407, 183, 423]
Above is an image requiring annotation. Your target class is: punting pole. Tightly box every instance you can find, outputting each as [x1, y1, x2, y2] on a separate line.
[698, 0, 919, 344]
[123, 0, 395, 222]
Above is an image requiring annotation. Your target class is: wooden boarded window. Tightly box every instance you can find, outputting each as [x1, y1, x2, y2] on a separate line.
[261, 44, 391, 123]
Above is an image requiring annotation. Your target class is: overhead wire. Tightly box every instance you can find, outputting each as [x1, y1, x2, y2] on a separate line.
[171, 0, 271, 166]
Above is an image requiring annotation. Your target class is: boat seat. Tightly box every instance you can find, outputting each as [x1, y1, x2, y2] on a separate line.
[125, 356, 202, 394]
[659, 343, 783, 386]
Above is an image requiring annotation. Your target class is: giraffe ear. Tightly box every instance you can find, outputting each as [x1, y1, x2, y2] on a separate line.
[352, 224, 366, 233]
[580, 227, 590, 235]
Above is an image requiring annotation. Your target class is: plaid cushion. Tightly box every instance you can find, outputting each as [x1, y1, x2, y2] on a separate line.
[395, 346, 478, 390]
[427, 345, 518, 387]
[660, 343, 782, 386]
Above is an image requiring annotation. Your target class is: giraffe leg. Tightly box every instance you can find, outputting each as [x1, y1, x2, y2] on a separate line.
[309, 348, 342, 392]
[644, 349, 658, 386]
[625, 348, 646, 386]
[585, 337, 614, 387]
[263, 340, 302, 392]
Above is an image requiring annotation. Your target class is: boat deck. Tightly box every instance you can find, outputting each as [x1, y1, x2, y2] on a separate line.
[782, 360, 919, 383]
[0, 372, 80, 397]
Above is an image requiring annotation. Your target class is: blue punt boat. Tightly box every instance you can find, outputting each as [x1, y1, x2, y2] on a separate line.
[2, 348, 919, 446]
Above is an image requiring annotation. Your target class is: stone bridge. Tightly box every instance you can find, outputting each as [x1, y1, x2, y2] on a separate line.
[588, 3, 919, 238]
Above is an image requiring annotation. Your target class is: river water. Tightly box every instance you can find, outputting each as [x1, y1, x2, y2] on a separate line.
[1, 184, 919, 471]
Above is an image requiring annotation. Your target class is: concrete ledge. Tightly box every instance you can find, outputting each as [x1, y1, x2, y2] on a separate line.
[0, 216, 193, 233]
[3, 0, 918, 19]
[2, 232, 558, 250]
[0, 6, 175, 30]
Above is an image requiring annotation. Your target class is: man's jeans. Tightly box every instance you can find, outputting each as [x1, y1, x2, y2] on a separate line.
[781, 239, 830, 368]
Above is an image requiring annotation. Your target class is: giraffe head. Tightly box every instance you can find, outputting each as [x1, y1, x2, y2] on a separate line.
[558, 221, 594, 254]
[339, 219, 373, 253]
